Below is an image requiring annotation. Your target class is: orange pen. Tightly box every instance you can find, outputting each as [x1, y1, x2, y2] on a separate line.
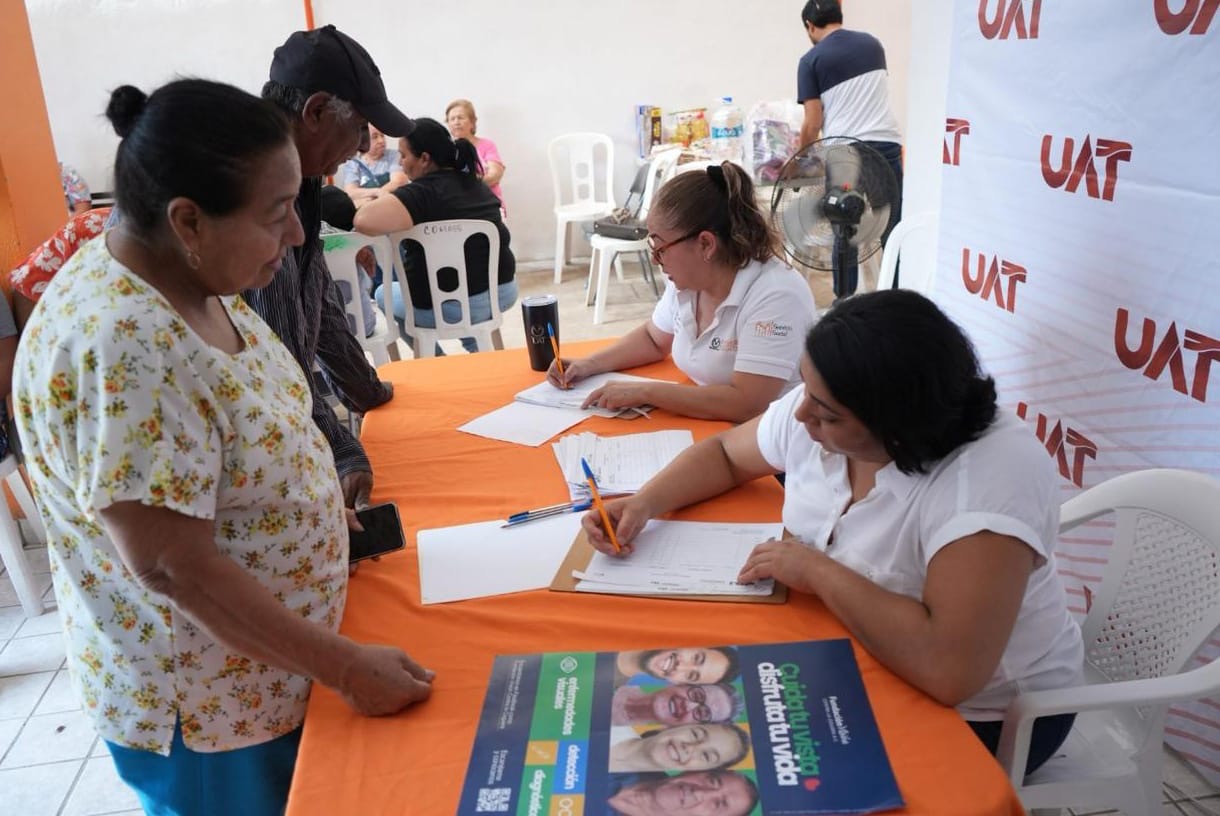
[581, 457, 620, 553]
[547, 322, 565, 383]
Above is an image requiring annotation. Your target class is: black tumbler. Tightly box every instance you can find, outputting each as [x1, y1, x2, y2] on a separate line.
[522, 294, 559, 372]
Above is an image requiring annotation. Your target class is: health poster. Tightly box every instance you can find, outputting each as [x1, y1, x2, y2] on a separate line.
[457, 639, 903, 815]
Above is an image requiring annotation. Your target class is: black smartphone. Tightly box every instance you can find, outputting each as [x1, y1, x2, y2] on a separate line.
[348, 502, 406, 563]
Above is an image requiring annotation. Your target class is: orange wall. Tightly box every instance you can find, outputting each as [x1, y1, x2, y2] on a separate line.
[0, 0, 68, 289]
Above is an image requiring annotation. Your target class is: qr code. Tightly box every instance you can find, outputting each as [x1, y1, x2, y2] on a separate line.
[476, 787, 511, 813]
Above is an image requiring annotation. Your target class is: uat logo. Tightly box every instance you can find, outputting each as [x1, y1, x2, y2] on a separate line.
[961, 249, 1026, 313]
[944, 118, 970, 166]
[979, 0, 1042, 38]
[1016, 403, 1098, 488]
[1156, 0, 1219, 34]
[1114, 308, 1220, 403]
[1041, 135, 1133, 202]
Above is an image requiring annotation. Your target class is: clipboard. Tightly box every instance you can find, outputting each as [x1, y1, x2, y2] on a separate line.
[549, 529, 788, 604]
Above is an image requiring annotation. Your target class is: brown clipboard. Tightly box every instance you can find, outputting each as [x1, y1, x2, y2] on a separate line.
[548, 528, 788, 604]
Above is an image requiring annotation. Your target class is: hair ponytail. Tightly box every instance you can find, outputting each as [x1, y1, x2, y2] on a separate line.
[453, 137, 484, 177]
[106, 85, 149, 139]
[719, 162, 776, 267]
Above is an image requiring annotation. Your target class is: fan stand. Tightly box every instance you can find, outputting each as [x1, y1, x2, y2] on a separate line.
[831, 224, 858, 301]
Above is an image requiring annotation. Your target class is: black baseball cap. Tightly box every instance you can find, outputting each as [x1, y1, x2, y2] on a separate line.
[269, 25, 414, 138]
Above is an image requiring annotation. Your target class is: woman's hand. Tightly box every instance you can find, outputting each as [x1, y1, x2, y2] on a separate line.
[546, 357, 599, 390]
[583, 380, 653, 412]
[737, 537, 822, 593]
[581, 495, 653, 556]
[337, 644, 435, 716]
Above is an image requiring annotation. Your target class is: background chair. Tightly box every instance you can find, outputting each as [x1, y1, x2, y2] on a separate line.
[0, 453, 47, 617]
[996, 468, 1220, 816]
[585, 149, 682, 324]
[385, 220, 505, 358]
[321, 232, 399, 366]
[875, 211, 937, 293]
[548, 132, 616, 284]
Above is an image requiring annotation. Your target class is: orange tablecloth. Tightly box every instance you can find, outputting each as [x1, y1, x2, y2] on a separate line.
[287, 342, 1023, 816]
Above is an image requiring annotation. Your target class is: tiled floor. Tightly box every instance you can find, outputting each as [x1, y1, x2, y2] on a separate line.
[2, 259, 1218, 815]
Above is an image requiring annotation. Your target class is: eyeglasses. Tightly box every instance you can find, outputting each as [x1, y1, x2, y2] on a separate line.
[647, 229, 702, 265]
[684, 685, 715, 723]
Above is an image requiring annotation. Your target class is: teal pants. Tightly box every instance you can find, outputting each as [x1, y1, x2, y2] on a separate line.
[105, 719, 302, 816]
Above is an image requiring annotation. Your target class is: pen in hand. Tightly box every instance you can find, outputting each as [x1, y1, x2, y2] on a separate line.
[547, 323, 566, 387]
[581, 457, 621, 554]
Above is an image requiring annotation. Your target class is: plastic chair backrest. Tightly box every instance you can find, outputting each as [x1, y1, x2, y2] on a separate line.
[548, 133, 615, 210]
[637, 150, 682, 222]
[1059, 468, 1220, 681]
[321, 231, 393, 340]
[385, 220, 503, 348]
[876, 211, 936, 293]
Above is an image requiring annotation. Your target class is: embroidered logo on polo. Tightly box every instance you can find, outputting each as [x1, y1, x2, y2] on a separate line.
[753, 321, 793, 338]
[708, 337, 739, 352]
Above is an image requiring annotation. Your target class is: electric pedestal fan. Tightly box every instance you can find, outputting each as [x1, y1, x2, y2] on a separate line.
[770, 137, 900, 300]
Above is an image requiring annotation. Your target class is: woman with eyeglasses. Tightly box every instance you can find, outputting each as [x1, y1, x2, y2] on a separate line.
[548, 161, 816, 423]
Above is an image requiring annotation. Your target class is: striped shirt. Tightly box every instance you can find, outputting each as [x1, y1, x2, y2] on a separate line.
[242, 177, 391, 478]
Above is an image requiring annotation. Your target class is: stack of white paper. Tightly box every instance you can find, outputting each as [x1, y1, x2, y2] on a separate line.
[573, 520, 782, 596]
[552, 430, 694, 501]
[418, 513, 584, 604]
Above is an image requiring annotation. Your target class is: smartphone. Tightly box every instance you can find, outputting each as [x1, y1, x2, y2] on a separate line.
[348, 502, 406, 563]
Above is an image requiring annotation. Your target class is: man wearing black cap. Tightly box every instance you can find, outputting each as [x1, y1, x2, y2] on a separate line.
[797, 0, 904, 298]
[243, 25, 413, 508]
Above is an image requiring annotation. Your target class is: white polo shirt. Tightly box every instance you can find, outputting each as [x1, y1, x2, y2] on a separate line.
[650, 257, 816, 390]
[756, 388, 1083, 720]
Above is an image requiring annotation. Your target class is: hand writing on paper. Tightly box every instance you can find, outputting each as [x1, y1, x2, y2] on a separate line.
[582, 495, 652, 556]
[337, 644, 435, 716]
[582, 380, 654, 412]
[546, 357, 597, 390]
[737, 537, 821, 593]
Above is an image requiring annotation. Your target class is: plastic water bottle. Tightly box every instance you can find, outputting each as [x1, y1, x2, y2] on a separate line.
[710, 97, 745, 166]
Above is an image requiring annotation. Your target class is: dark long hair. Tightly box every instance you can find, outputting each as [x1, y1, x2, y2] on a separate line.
[106, 79, 291, 233]
[805, 290, 998, 473]
[651, 162, 776, 270]
[404, 117, 482, 176]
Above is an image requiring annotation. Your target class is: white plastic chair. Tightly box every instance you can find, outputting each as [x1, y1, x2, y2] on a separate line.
[875, 211, 937, 293]
[996, 468, 1220, 815]
[321, 232, 398, 367]
[585, 150, 682, 325]
[0, 453, 47, 617]
[385, 220, 505, 358]
[549, 133, 616, 284]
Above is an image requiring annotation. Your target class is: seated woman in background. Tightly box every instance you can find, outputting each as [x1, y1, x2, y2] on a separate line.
[548, 162, 817, 423]
[340, 124, 407, 206]
[8, 207, 112, 328]
[583, 290, 1084, 777]
[353, 117, 516, 354]
[15, 78, 433, 815]
[445, 98, 505, 210]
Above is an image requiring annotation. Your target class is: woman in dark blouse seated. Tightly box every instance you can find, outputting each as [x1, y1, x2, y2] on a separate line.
[353, 118, 516, 353]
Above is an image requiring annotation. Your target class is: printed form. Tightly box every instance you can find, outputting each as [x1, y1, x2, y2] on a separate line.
[573, 520, 782, 596]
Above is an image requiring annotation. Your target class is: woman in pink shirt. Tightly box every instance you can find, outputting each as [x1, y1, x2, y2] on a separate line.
[445, 98, 506, 211]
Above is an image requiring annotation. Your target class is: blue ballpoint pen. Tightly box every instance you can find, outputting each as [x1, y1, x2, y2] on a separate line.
[503, 501, 592, 527]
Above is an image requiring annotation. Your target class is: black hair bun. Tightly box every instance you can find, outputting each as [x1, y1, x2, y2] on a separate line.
[106, 85, 148, 138]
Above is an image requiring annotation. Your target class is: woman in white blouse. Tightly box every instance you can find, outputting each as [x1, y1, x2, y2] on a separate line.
[547, 162, 816, 423]
[582, 290, 1084, 776]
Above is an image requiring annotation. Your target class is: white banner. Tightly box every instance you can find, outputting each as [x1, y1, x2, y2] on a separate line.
[937, 0, 1220, 781]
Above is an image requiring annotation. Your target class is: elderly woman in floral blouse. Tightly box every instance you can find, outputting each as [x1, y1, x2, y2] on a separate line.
[15, 79, 433, 815]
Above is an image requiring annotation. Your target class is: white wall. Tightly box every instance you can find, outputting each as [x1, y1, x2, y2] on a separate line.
[25, 0, 911, 263]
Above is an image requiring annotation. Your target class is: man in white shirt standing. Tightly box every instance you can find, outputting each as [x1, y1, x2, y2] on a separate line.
[797, 0, 904, 298]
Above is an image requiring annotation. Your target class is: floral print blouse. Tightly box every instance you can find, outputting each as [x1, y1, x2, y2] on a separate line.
[14, 237, 349, 754]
